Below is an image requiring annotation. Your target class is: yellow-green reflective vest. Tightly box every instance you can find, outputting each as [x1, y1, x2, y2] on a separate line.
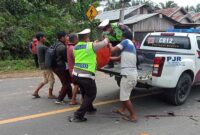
[73, 41, 96, 73]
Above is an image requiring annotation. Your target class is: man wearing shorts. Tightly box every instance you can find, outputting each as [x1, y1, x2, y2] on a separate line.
[109, 30, 138, 122]
[32, 32, 56, 99]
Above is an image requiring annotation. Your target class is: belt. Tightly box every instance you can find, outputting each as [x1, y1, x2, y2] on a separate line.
[72, 71, 95, 80]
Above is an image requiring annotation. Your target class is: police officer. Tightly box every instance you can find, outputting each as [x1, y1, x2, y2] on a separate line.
[69, 29, 109, 122]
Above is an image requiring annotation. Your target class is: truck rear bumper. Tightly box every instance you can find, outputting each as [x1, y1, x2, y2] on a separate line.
[99, 67, 176, 88]
[138, 76, 176, 88]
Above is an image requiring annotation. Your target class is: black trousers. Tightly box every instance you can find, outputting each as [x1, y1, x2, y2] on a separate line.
[53, 69, 72, 101]
[74, 76, 97, 118]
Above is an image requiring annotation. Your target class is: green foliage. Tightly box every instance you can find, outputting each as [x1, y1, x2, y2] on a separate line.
[159, 1, 177, 9]
[188, 4, 200, 13]
[0, 0, 100, 60]
[104, 0, 131, 11]
[0, 59, 36, 73]
[0, 0, 31, 17]
[104, 0, 159, 11]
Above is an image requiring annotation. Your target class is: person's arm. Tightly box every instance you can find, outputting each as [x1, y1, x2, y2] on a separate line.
[62, 46, 67, 62]
[109, 43, 121, 53]
[110, 39, 129, 54]
[68, 46, 74, 62]
[110, 56, 121, 62]
[92, 38, 109, 52]
[58, 45, 67, 62]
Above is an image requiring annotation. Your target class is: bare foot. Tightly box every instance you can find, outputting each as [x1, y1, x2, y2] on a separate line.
[32, 93, 40, 98]
[69, 101, 79, 105]
[48, 95, 57, 99]
[112, 109, 127, 116]
[122, 115, 137, 123]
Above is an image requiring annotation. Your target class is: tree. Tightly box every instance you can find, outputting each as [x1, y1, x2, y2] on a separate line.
[159, 1, 178, 9]
[0, 0, 100, 59]
[132, 0, 152, 6]
[188, 4, 200, 13]
[104, 0, 121, 11]
[131, 0, 159, 10]
[104, 0, 131, 11]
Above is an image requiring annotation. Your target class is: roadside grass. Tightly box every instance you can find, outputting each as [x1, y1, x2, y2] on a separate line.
[0, 59, 37, 74]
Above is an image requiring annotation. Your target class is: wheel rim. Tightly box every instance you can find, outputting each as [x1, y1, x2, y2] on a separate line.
[178, 78, 191, 101]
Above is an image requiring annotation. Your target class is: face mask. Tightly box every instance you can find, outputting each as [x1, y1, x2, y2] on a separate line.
[102, 31, 110, 36]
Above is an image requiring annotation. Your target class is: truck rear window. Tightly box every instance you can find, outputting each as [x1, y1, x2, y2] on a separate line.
[144, 36, 191, 49]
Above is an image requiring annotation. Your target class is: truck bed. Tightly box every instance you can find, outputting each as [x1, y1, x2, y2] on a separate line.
[99, 49, 156, 81]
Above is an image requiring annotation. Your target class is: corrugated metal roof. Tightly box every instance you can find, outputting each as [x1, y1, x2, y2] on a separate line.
[156, 7, 193, 23]
[172, 14, 184, 21]
[192, 13, 200, 21]
[156, 7, 180, 17]
[95, 5, 144, 21]
[123, 13, 158, 25]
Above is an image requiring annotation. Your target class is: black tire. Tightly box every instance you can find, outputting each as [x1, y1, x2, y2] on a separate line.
[165, 73, 192, 106]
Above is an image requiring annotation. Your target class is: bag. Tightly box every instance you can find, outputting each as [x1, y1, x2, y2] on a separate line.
[44, 44, 59, 69]
[96, 45, 111, 69]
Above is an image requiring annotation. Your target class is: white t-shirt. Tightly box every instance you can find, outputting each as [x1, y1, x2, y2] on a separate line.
[117, 39, 137, 76]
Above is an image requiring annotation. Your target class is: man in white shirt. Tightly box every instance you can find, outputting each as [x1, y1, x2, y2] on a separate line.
[109, 30, 138, 122]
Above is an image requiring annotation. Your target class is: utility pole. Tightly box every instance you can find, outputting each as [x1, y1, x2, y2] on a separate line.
[119, 0, 130, 23]
[119, 0, 125, 23]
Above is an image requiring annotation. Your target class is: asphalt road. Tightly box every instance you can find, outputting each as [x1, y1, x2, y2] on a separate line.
[0, 72, 200, 135]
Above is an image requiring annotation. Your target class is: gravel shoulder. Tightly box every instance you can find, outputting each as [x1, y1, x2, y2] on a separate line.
[0, 70, 41, 79]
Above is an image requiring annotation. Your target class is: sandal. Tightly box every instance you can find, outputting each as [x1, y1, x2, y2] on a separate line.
[69, 101, 79, 105]
[122, 116, 137, 123]
[32, 94, 40, 98]
[112, 109, 127, 116]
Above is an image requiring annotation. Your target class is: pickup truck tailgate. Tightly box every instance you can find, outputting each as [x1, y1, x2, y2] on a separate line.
[137, 50, 156, 81]
[99, 49, 156, 81]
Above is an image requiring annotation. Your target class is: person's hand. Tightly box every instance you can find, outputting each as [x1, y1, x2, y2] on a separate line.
[103, 38, 109, 45]
[94, 40, 98, 43]
[99, 36, 105, 41]
[110, 57, 114, 61]
[108, 43, 112, 49]
[110, 56, 121, 62]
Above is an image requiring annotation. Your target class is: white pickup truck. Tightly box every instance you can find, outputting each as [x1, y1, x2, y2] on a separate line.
[100, 32, 200, 105]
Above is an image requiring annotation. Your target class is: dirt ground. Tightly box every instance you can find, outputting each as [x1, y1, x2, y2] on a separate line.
[0, 70, 41, 79]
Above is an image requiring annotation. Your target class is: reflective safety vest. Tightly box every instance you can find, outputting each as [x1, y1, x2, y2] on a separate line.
[73, 42, 96, 73]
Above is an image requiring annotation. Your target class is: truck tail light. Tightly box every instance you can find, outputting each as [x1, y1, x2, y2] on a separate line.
[197, 50, 200, 58]
[152, 57, 165, 77]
